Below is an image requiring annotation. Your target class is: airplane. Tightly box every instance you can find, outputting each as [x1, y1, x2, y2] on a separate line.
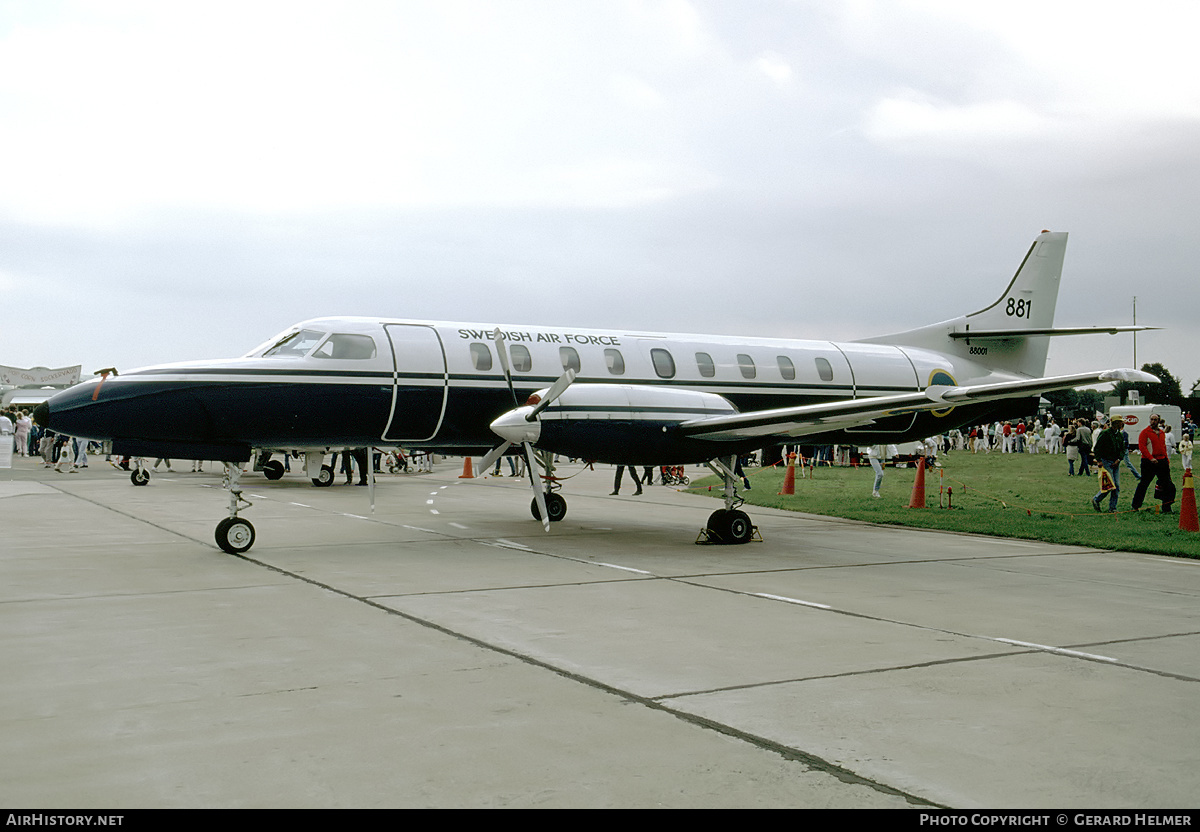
[34, 230, 1156, 553]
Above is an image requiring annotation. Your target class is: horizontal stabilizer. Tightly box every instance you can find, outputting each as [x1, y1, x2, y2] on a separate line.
[948, 326, 1158, 340]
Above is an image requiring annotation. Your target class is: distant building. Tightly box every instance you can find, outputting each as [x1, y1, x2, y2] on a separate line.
[0, 364, 82, 409]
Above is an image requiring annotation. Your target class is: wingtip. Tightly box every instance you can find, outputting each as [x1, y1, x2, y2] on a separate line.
[1099, 369, 1160, 384]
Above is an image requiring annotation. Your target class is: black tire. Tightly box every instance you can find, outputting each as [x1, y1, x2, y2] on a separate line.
[725, 510, 753, 545]
[312, 465, 335, 487]
[706, 509, 730, 540]
[262, 460, 285, 480]
[215, 517, 256, 554]
[131, 469, 150, 486]
[530, 492, 568, 522]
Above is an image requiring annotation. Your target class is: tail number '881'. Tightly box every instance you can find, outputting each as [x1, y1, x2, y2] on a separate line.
[1006, 298, 1032, 318]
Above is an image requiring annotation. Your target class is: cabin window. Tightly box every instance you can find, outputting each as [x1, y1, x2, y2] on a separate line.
[651, 348, 676, 379]
[264, 329, 326, 357]
[312, 333, 378, 360]
[559, 346, 581, 373]
[695, 352, 716, 378]
[469, 342, 492, 371]
[737, 353, 756, 379]
[777, 355, 795, 381]
[815, 357, 834, 382]
[605, 348, 625, 375]
[510, 344, 533, 373]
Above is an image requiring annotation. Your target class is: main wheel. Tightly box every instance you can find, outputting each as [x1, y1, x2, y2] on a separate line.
[262, 460, 285, 480]
[725, 510, 753, 545]
[312, 465, 335, 487]
[530, 492, 568, 522]
[131, 469, 150, 486]
[706, 508, 730, 539]
[215, 517, 256, 554]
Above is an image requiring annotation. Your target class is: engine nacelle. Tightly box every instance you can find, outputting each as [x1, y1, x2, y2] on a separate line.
[491, 383, 740, 464]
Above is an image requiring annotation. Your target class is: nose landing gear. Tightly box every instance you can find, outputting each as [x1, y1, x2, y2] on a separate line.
[214, 462, 256, 554]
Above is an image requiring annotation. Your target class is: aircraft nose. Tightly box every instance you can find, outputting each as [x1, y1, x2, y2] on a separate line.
[32, 401, 49, 428]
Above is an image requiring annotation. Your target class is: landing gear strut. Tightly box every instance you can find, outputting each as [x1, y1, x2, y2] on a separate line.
[214, 462, 256, 554]
[699, 455, 757, 544]
[527, 449, 568, 524]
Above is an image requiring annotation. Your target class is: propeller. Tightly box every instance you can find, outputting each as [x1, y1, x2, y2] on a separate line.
[479, 330, 576, 531]
[495, 329, 519, 407]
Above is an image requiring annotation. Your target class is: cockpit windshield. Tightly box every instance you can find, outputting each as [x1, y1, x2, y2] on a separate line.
[262, 329, 327, 358]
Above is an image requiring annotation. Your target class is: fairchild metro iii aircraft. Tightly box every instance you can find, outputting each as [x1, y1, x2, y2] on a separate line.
[36, 230, 1154, 553]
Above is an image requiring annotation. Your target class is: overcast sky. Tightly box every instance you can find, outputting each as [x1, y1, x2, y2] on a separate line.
[2, 0, 1197, 393]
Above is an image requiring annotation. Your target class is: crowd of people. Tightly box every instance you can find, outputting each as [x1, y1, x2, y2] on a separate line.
[1, 407, 103, 472]
[921, 412, 1196, 515]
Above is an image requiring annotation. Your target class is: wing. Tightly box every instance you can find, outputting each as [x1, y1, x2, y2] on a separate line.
[678, 368, 1157, 442]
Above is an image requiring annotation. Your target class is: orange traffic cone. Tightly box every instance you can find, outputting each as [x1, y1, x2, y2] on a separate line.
[1179, 468, 1198, 532]
[458, 456, 475, 478]
[778, 453, 796, 495]
[907, 456, 927, 509]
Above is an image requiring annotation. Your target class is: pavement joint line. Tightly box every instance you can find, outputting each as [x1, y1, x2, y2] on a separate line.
[676, 577, 1200, 683]
[223, 547, 938, 807]
[657, 651, 1023, 701]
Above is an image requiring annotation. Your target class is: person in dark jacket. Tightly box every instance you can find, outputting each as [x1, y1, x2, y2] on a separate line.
[1091, 417, 1128, 512]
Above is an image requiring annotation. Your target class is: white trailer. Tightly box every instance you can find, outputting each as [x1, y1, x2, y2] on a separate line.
[1109, 405, 1182, 449]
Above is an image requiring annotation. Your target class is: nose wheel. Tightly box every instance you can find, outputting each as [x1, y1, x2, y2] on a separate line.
[215, 516, 256, 554]
[215, 462, 256, 554]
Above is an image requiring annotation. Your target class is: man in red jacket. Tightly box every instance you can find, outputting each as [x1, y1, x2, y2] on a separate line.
[1130, 414, 1176, 513]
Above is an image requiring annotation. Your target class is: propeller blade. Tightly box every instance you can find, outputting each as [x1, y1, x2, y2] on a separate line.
[525, 369, 576, 422]
[524, 441, 550, 532]
[494, 329, 519, 407]
[477, 440, 513, 474]
[367, 447, 376, 514]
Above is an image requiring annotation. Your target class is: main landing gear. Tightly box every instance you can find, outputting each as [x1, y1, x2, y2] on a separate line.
[698, 456, 759, 545]
[214, 462, 256, 554]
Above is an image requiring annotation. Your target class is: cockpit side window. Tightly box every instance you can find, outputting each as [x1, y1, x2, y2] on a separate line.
[264, 329, 327, 357]
[312, 334, 378, 360]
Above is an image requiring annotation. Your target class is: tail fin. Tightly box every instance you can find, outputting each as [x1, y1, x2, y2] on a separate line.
[859, 231, 1068, 378]
[961, 230, 1066, 338]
